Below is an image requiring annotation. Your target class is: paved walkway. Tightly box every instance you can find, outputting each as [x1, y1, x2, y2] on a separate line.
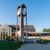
[17, 43, 50, 50]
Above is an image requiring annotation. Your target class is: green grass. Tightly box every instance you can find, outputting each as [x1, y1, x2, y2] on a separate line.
[0, 41, 23, 50]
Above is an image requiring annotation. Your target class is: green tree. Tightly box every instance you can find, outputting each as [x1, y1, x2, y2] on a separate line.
[43, 28, 50, 32]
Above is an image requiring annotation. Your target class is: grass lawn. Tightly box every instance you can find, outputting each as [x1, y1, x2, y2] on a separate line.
[0, 40, 23, 50]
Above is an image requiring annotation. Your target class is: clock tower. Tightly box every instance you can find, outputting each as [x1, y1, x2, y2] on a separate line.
[16, 4, 27, 41]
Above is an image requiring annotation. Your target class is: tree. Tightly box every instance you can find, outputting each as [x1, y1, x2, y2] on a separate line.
[43, 28, 50, 32]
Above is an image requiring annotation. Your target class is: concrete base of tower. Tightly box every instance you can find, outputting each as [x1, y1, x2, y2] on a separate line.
[17, 31, 24, 42]
[17, 37, 24, 42]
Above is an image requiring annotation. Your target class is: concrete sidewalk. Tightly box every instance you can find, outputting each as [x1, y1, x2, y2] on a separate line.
[17, 43, 50, 50]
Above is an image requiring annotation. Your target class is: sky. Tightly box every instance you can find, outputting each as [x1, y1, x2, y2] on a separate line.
[0, 0, 50, 32]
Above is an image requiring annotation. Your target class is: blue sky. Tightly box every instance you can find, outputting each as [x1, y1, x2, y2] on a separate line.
[0, 0, 50, 32]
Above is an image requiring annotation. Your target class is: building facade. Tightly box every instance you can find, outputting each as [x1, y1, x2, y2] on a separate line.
[9, 25, 36, 37]
[0, 24, 36, 40]
[0, 24, 12, 40]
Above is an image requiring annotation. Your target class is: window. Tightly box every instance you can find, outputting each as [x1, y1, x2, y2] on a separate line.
[3, 28, 6, 31]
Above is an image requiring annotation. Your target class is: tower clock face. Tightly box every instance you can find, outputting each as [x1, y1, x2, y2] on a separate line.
[17, 8, 21, 16]
[22, 8, 26, 16]
[17, 4, 27, 16]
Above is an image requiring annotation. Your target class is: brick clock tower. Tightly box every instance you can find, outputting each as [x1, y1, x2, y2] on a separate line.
[17, 4, 27, 41]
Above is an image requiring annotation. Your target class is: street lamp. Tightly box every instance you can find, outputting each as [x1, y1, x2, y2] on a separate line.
[17, 4, 27, 41]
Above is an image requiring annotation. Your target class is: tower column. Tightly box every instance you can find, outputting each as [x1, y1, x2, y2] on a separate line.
[20, 16, 24, 40]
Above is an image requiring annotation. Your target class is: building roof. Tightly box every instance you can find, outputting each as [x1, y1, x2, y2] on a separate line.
[8, 25, 36, 32]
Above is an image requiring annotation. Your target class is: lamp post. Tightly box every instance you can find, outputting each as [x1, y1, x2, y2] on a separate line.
[17, 4, 27, 41]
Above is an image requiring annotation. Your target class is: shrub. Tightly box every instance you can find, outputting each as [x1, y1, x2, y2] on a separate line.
[6, 36, 11, 41]
[37, 39, 50, 44]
